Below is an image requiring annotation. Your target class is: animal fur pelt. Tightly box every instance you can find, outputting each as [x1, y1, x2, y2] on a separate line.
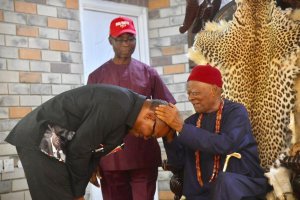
[265, 167, 295, 199]
[188, 0, 300, 170]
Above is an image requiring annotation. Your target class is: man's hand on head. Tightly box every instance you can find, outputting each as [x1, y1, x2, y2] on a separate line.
[155, 103, 183, 132]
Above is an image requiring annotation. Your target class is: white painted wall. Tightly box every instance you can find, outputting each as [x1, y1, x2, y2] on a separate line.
[80, 0, 150, 83]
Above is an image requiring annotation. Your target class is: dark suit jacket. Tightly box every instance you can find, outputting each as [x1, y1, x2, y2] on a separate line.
[5, 84, 146, 197]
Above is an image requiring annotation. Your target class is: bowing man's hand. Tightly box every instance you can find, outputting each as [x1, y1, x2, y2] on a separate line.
[155, 103, 183, 132]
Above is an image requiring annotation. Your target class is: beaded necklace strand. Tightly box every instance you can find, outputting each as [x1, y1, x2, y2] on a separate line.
[195, 99, 224, 187]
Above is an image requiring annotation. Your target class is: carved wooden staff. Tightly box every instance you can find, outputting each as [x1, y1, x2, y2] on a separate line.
[222, 152, 242, 172]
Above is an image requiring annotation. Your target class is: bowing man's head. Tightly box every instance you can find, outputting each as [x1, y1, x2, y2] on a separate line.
[130, 99, 172, 140]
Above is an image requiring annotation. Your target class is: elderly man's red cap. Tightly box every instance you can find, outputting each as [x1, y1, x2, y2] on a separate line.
[187, 64, 223, 88]
[109, 16, 136, 38]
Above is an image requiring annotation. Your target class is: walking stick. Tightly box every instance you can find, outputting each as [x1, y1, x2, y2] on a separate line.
[222, 152, 242, 172]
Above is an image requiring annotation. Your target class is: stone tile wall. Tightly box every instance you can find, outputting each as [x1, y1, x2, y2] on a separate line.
[0, 0, 194, 199]
[0, 0, 83, 199]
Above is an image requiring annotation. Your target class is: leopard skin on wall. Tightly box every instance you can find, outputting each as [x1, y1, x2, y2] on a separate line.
[188, 0, 300, 170]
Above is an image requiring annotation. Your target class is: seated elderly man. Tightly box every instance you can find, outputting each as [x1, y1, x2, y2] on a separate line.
[156, 65, 271, 200]
[5, 84, 172, 200]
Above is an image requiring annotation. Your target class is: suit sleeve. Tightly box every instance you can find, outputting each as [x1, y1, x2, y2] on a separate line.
[65, 104, 127, 197]
[65, 112, 97, 197]
[177, 105, 250, 155]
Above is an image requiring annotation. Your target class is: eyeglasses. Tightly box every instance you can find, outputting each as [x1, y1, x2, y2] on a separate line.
[187, 91, 201, 97]
[112, 37, 136, 45]
[150, 118, 157, 138]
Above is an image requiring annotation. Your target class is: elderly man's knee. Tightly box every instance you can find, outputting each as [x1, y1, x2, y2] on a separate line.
[215, 172, 238, 188]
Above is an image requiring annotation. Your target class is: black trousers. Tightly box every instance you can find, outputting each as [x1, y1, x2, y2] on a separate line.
[17, 147, 74, 200]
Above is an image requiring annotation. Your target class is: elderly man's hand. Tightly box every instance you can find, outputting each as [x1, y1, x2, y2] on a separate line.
[155, 103, 183, 132]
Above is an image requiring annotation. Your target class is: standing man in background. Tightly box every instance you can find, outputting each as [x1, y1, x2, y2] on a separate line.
[87, 16, 176, 200]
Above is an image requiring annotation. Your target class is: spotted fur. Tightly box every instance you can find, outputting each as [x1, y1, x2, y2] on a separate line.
[188, 0, 300, 170]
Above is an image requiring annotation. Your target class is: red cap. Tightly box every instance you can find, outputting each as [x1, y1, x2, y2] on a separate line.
[109, 16, 136, 38]
[187, 64, 223, 88]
